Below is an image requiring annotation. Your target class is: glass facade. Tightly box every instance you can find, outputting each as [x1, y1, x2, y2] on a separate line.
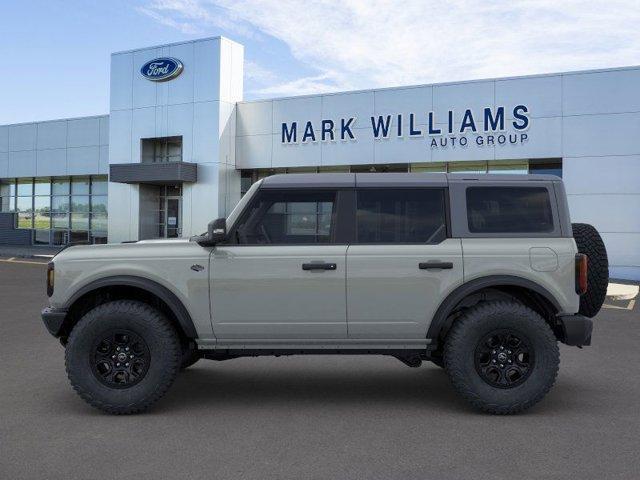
[240, 159, 562, 195]
[1, 176, 108, 245]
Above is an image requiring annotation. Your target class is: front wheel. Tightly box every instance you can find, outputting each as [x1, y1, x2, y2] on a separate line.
[444, 301, 559, 414]
[65, 300, 181, 414]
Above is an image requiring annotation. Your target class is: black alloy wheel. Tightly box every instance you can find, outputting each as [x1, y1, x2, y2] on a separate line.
[91, 330, 150, 388]
[474, 329, 533, 388]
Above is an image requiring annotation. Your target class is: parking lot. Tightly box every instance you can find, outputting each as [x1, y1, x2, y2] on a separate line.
[1, 259, 639, 480]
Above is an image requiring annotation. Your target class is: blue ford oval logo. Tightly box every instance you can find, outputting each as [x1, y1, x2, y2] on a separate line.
[140, 57, 184, 82]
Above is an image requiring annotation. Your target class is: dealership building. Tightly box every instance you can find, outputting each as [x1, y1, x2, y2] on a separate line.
[0, 36, 638, 279]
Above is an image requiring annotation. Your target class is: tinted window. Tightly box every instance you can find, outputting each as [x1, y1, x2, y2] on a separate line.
[356, 189, 447, 243]
[234, 190, 336, 244]
[466, 187, 554, 233]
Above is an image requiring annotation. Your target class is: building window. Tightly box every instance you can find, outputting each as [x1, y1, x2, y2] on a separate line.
[141, 136, 183, 163]
[0, 180, 16, 212]
[2, 175, 108, 245]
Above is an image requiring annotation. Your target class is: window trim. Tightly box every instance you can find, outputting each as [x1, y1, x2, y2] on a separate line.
[353, 187, 450, 245]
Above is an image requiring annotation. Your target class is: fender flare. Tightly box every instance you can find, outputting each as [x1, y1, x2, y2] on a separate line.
[64, 275, 198, 338]
[426, 275, 562, 341]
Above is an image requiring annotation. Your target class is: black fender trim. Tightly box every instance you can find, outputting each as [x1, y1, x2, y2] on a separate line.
[64, 275, 198, 338]
[426, 275, 562, 341]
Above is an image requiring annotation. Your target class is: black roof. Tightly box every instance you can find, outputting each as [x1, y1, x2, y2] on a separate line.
[260, 172, 560, 188]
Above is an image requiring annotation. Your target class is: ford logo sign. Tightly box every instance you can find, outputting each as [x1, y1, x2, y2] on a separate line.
[140, 57, 184, 82]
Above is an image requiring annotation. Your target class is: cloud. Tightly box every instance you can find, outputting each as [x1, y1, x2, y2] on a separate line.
[140, 0, 640, 97]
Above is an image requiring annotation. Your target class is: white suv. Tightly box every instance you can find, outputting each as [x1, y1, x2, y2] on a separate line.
[42, 173, 608, 414]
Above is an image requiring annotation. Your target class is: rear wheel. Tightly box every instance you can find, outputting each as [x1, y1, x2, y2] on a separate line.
[65, 300, 181, 414]
[572, 222, 609, 318]
[444, 301, 559, 414]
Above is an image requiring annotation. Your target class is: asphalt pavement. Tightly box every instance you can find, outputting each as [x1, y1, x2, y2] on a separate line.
[1, 259, 639, 480]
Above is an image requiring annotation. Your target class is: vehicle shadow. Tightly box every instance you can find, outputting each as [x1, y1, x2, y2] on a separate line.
[157, 359, 467, 413]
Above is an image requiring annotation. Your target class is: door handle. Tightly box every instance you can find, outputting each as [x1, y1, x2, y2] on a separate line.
[419, 261, 453, 270]
[302, 262, 337, 271]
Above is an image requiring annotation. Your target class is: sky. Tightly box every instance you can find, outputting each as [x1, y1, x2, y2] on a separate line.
[1, 0, 640, 124]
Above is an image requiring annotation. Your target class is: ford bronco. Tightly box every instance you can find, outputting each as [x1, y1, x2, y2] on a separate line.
[41, 173, 608, 414]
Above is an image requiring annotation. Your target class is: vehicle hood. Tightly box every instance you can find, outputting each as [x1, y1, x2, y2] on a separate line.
[53, 238, 199, 262]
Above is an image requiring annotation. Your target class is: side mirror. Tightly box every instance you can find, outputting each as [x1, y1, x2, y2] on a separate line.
[193, 217, 226, 246]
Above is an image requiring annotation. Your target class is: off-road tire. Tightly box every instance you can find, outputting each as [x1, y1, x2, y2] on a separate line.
[572, 222, 609, 318]
[444, 301, 560, 414]
[65, 300, 181, 414]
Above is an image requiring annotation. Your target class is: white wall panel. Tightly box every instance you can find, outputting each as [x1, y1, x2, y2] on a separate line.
[237, 101, 273, 136]
[36, 149, 66, 176]
[374, 86, 432, 125]
[563, 69, 640, 116]
[67, 117, 100, 147]
[110, 53, 133, 111]
[431, 130, 495, 162]
[433, 81, 494, 123]
[8, 150, 36, 177]
[564, 156, 640, 195]
[166, 102, 194, 163]
[230, 42, 244, 102]
[495, 116, 561, 160]
[99, 145, 109, 174]
[99, 116, 109, 145]
[0, 126, 9, 152]
[495, 75, 561, 119]
[67, 146, 100, 175]
[37, 121, 67, 150]
[107, 182, 134, 242]
[192, 101, 218, 164]
[563, 112, 640, 157]
[0, 152, 8, 177]
[272, 96, 322, 136]
[600, 232, 640, 270]
[168, 42, 195, 105]
[132, 48, 161, 109]
[568, 194, 640, 232]
[9, 124, 37, 151]
[374, 136, 430, 164]
[108, 110, 132, 164]
[218, 101, 235, 165]
[322, 134, 374, 166]
[131, 107, 157, 163]
[322, 91, 374, 125]
[236, 134, 272, 169]
[272, 134, 321, 167]
[194, 39, 221, 103]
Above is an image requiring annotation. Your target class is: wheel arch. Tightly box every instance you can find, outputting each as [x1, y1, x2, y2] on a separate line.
[60, 275, 198, 342]
[427, 275, 562, 344]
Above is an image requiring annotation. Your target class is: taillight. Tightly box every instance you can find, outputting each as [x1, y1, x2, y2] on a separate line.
[575, 254, 588, 295]
[47, 262, 55, 297]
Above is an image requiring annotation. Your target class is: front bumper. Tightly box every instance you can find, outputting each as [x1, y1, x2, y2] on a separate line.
[557, 314, 593, 347]
[41, 307, 68, 337]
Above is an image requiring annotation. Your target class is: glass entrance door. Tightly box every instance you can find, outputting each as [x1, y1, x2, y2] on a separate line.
[165, 197, 181, 238]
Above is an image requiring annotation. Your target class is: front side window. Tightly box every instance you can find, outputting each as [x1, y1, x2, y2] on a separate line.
[356, 188, 447, 243]
[466, 187, 554, 233]
[233, 190, 337, 245]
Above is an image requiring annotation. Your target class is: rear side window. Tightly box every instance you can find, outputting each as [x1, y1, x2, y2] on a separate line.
[356, 189, 447, 243]
[466, 187, 554, 233]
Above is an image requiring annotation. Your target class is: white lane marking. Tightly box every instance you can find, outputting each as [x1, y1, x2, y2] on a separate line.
[602, 299, 636, 311]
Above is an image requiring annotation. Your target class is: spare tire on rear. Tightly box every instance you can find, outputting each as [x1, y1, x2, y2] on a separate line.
[572, 223, 609, 318]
